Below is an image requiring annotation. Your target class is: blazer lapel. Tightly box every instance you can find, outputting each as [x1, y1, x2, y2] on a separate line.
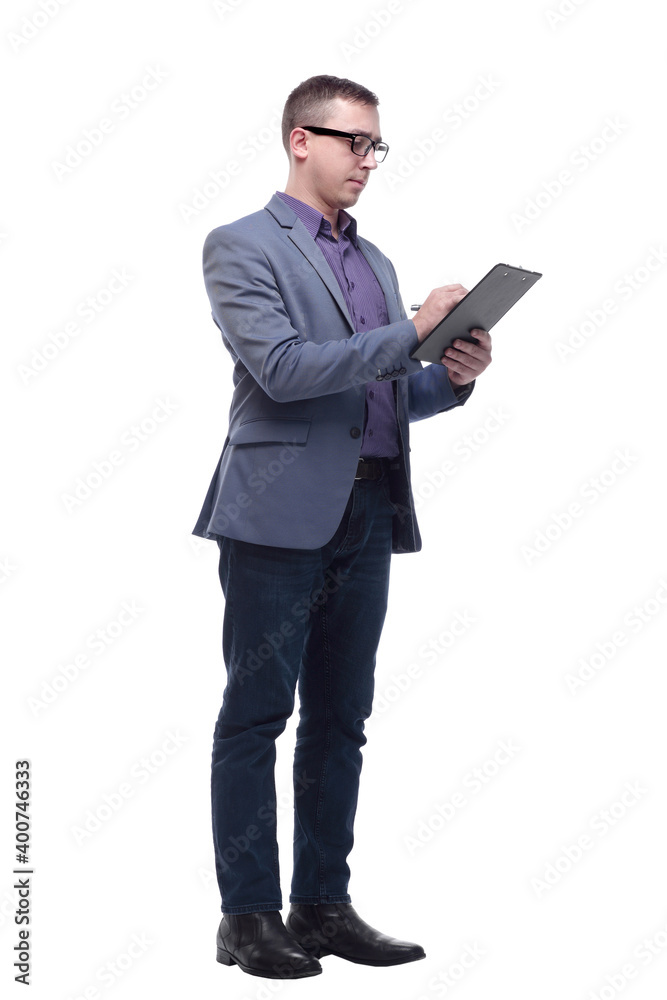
[264, 194, 354, 331]
[264, 194, 403, 329]
[286, 225, 355, 330]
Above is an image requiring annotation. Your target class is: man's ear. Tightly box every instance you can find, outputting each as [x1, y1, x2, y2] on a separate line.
[289, 127, 309, 162]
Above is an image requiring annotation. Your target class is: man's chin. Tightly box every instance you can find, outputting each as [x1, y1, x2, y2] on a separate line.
[339, 185, 364, 207]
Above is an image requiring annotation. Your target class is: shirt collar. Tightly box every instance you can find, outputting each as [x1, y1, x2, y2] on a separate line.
[276, 191, 358, 246]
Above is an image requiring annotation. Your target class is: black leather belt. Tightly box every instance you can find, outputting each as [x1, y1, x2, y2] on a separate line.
[355, 457, 390, 481]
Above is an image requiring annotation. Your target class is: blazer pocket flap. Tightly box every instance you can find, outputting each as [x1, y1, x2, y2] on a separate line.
[229, 418, 311, 446]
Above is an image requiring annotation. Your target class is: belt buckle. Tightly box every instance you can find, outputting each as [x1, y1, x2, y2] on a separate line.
[356, 458, 382, 481]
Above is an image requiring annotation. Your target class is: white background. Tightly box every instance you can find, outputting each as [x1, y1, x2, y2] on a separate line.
[3, 0, 666, 998]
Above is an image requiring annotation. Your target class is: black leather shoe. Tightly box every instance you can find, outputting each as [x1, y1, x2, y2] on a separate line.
[285, 903, 426, 967]
[216, 911, 322, 979]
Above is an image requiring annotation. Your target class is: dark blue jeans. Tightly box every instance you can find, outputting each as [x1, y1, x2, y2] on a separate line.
[212, 474, 395, 914]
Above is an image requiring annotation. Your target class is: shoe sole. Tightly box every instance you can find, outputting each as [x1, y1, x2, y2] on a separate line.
[216, 947, 322, 979]
[318, 950, 425, 967]
[291, 937, 426, 967]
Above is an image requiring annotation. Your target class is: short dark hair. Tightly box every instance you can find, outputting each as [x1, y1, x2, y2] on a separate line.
[281, 74, 379, 156]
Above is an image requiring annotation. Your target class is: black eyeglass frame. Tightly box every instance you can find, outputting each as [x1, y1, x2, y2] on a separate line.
[299, 126, 389, 162]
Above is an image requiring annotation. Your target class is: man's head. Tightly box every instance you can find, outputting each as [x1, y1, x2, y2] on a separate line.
[282, 75, 384, 216]
[281, 75, 379, 155]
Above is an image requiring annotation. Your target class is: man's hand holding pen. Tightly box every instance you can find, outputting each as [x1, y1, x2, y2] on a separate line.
[411, 284, 492, 385]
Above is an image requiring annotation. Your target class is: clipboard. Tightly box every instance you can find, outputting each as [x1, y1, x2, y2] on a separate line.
[410, 263, 542, 364]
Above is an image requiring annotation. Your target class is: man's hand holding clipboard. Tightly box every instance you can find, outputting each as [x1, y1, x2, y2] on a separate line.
[409, 263, 543, 382]
[411, 283, 493, 386]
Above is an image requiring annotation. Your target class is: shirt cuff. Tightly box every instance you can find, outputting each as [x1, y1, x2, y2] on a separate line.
[450, 377, 475, 402]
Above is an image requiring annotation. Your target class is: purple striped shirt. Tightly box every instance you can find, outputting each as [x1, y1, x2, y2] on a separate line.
[276, 190, 399, 459]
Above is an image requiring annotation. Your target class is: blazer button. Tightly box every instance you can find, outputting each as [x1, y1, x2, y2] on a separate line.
[350, 427, 361, 438]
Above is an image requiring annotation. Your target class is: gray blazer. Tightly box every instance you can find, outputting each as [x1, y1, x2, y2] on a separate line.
[192, 193, 473, 551]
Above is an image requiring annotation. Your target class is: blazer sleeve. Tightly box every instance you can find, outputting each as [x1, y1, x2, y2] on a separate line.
[203, 226, 421, 403]
[383, 256, 475, 421]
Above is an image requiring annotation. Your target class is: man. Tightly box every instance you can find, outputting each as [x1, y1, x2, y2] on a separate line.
[193, 75, 492, 980]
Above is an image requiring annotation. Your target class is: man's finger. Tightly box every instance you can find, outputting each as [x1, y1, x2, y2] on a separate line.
[445, 339, 484, 359]
[470, 328, 492, 349]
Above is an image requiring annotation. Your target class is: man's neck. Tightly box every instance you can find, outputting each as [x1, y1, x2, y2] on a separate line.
[282, 181, 340, 239]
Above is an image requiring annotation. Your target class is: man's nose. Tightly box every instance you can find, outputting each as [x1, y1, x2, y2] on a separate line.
[360, 147, 378, 169]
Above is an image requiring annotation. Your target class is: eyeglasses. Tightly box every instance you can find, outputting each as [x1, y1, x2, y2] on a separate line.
[299, 126, 390, 163]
